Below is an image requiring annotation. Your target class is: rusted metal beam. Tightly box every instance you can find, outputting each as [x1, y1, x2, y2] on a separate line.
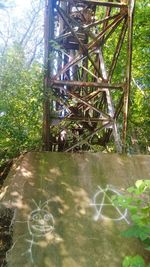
[68, 91, 112, 120]
[71, 0, 127, 8]
[68, 89, 104, 112]
[123, 0, 135, 151]
[53, 14, 125, 80]
[101, 6, 111, 43]
[52, 80, 123, 89]
[53, 53, 84, 80]
[108, 18, 128, 82]
[88, 14, 126, 50]
[65, 116, 109, 122]
[84, 14, 120, 30]
[101, 95, 124, 145]
[55, 13, 120, 42]
[98, 48, 122, 153]
[57, 6, 102, 77]
[65, 122, 112, 152]
[101, 14, 127, 47]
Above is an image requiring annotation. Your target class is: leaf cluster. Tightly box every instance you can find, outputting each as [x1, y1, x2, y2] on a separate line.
[112, 180, 150, 267]
[123, 255, 150, 267]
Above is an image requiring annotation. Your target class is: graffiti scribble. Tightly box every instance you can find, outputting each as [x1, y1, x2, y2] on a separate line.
[90, 185, 130, 224]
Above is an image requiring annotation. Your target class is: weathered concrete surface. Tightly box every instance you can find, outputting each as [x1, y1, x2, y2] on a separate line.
[1, 152, 150, 267]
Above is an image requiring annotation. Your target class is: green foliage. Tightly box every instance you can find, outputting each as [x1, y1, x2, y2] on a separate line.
[0, 45, 43, 165]
[127, 2, 150, 154]
[122, 255, 145, 267]
[113, 180, 150, 267]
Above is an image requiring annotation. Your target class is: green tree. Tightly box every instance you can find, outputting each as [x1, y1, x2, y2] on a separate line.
[127, 1, 150, 154]
[0, 45, 43, 165]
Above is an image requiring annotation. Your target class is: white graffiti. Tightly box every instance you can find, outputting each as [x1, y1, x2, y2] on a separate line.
[27, 200, 55, 237]
[22, 200, 54, 262]
[27, 200, 54, 262]
[90, 185, 130, 224]
[13, 199, 55, 263]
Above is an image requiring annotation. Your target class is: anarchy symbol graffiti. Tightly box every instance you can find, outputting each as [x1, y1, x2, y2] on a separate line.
[90, 185, 130, 224]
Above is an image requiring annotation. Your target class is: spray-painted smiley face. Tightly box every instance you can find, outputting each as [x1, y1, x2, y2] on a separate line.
[28, 205, 55, 237]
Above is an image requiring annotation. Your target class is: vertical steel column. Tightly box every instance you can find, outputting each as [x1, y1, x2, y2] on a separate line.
[123, 0, 135, 150]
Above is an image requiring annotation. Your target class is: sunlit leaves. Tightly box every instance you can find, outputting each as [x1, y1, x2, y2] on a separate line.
[122, 255, 145, 267]
[127, 2, 150, 154]
[0, 45, 43, 165]
[113, 180, 150, 266]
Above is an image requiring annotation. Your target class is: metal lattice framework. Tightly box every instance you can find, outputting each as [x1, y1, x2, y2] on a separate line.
[43, 0, 135, 152]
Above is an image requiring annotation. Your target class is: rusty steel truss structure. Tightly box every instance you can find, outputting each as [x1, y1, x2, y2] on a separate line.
[43, 0, 135, 152]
